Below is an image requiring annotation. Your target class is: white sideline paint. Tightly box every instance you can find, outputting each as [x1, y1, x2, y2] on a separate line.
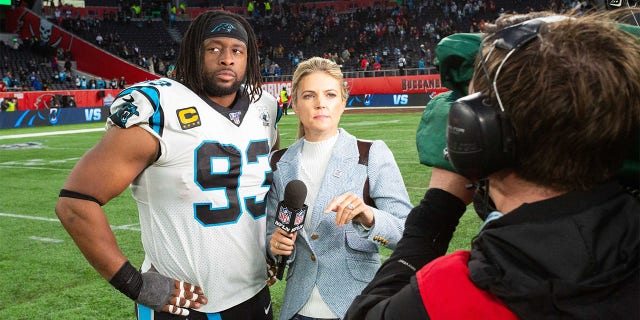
[0, 128, 104, 140]
[0, 212, 140, 231]
[30, 236, 64, 243]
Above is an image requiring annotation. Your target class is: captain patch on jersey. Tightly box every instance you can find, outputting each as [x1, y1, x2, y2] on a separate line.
[177, 107, 201, 130]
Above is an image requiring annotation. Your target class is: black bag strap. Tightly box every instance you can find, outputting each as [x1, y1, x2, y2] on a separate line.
[357, 140, 376, 208]
[269, 140, 376, 208]
[270, 148, 288, 172]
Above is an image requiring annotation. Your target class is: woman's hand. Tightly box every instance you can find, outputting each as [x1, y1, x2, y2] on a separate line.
[325, 193, 374, 228]
[270, 228, 297, 256]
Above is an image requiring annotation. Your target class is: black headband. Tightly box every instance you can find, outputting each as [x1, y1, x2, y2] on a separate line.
[205, 15, 248, 45]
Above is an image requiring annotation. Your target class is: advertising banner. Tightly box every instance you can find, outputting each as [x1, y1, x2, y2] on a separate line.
[346, 93, 437, 107]
[0, 89, 120, 111]
[0, 106, 108, 129]
[263, 76, 447, 107]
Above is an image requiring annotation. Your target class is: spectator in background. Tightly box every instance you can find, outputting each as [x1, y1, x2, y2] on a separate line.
[277, 43, 285, 58]
[419, 43, 428, 57]
[372, 59, 382, 76]
[274, 63, 281, 78]
[96, 77, 106, 89]
[1, 72, 11, 88]
[80, 76, 88, 89]
[118, 76, 126, 89]
[64, 95, 76, 108]
[51, 56, 59, 72]
[418, 57, 426, 75]
[359, 55, 369, 72]
[109, 77, 118, 89]
[43, 76, 52, 91]
[247, 0, 255, 17]
[64, 58, 72, 73]
[346, 11, 640, 319]
[51, 95, 62, 108]
[397, 55, 406, 75]
[28, 71, 37, 86]
[58, 69, 67, 83]
[54, 7, 62, 24]
[292, 55, 300, 68]
[279, 85, 289, 115]
[267, 57, 411, 320]
[166, 63, 175, 78]
[12, 74, 21, 90]
[5, 97, 17, 111]
[425, 48, 433, 67]
[157, 60, 166, 76]
[32, 76, 43, 91]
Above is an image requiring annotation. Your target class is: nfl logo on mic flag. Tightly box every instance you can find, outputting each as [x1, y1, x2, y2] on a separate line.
[294, 210, 304, 225]
[278, 207, 291, 224]
[274, 203, 308, 233]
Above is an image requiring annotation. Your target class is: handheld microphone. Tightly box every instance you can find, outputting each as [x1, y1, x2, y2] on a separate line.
[274, 179, 308, 280]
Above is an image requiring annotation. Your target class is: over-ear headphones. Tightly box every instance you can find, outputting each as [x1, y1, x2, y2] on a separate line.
[445, 17, 566, 180]
[607, 0, 639, 10]
[606, 0, 640, 26]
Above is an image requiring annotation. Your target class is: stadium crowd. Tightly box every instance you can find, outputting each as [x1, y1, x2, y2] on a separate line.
[1, 0, 603, 92]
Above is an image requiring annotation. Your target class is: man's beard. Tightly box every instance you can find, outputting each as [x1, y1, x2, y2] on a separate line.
[204, 71, 243, 97]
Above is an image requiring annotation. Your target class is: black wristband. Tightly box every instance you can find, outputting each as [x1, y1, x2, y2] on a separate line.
[109, 261, 143, 300]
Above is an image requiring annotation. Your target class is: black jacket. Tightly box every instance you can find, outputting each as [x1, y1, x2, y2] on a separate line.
[345, 182, 640, 319]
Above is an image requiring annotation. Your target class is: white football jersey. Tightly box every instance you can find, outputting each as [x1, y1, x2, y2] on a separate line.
[107, 78, 278, 313]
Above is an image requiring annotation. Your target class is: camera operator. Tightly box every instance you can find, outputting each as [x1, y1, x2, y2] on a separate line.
[346, 10, 640, 320]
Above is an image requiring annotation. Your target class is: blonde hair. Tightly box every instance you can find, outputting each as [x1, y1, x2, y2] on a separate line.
[290, 57, 348, 139]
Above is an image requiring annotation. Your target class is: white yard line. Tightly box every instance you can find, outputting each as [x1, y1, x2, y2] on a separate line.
[0, 128, 104, 140]
[29, 236, 64, 243]
[0, 212, 139, 231]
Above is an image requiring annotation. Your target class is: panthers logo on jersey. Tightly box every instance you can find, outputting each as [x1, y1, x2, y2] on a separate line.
[109, 95, 139, 128]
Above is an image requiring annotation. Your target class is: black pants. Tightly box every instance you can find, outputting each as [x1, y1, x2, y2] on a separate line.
[136, 285, 273, 320]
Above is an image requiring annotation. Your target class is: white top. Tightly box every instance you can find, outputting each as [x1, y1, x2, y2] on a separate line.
[298, 131, 339, 318]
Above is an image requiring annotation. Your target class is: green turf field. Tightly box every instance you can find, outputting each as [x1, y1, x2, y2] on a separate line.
[0, 113, 481, 319]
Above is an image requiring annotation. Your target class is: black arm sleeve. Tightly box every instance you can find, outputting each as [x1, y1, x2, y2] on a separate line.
[345, 188, 467, 320]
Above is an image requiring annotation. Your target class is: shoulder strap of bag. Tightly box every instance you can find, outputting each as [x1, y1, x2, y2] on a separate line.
[270, 148, 287, 172]
[270, 141, 376, 208]
[357, 140, 376, 208]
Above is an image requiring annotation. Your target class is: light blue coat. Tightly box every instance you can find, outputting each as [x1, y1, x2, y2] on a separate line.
[266, 129, 412, 320]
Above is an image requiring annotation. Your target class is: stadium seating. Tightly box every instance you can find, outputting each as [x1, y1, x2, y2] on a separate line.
[11, 0, 554, 91]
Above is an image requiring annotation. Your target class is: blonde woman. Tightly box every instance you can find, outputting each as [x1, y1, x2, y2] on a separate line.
[266, 57, 412, 320]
